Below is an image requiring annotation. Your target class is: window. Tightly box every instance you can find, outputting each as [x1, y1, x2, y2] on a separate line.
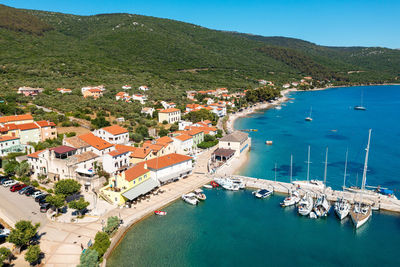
[139, 177, 142, 182]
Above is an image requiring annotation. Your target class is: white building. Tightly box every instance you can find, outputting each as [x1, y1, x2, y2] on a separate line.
[122, 85, 132, 90]
[178, 121, 193, 131]
[131, 94, 147, 104]
[161, 101, 176, 109]
[93, 125, 129, 145]
[141, 107, 155, 117]
[158, 108, 181, 124]
[172, 134, 193, 155]
[76, 133, 115, 156]
[141, 153, 193, 185]
[81, 85, 106, 94]
[218, 131, 251, 158]
[102, 148, 131, 175]
[139, 85, 149, 91]
[0, 136, 22, 157]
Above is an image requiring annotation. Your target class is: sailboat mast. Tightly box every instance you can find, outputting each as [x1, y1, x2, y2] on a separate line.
[290, 155, 293, 183]
[306, 146, 310, 182]
[343, 149, 348, 188]
[310, 107, 312, 117]
[274, 163, 277, 182]
[361, 129, 372, 190]
[324, 147, 328, 191]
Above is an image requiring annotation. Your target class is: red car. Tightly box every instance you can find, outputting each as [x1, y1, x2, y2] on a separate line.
[10, 184, 26, 192]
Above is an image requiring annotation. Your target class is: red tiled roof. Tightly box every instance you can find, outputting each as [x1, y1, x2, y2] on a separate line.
[130, 147, 152, 159]
[0, 114, 33, 124]
[35, 120, 56, 127]
[114, 144, 136, 152]
[108, 149, 130, 157]
[102, 125, 128, 135]
[78, 133, 113, 150]
[174, 134, 192, 141]
[0, 123, 18, 132]
[159, 108, 180, 113]
[142, 143, 164, 152]
[27, 149, 46, 158]
[50, 146, 76, 154]
[156, 136, 173, 145]
[141, 153, 192, 170]
[17, 122, 39, 131]
[0, 136, 19, 142]
[124, 164, 150, 182]
[88, 89, 102, 93]
[186, 128, 203, 136]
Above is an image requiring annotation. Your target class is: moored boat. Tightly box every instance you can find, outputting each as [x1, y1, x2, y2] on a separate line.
[194, 189, 206, 200]
[252, 188, 273, 198]
[203, 184, 213, 189]
[298, 192, 313, 216]
[334, 197, 350, 220]
[182, 193, 199, 205]
[281, 190, 300, 207]
[154, 210, 167, 216]
[350, 202, 372, 228]
[313, 194, 331, 217]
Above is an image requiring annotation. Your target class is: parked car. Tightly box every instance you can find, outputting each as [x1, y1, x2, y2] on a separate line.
[19, 186, 32, 195]
[10, 184, 26, 192]
[35, 194, 48, 202]
[40, 203, 51, 213]
[32, 191, 44, 198]
[24, 188, 37, 196]
[3, 180, 17, 187]
[0, 178, 11, 185]
[38, 197, 48, 205]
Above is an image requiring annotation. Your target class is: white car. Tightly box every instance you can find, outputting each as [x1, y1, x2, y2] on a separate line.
[32, 191, 44, 198]
[3, 180, 17, 187]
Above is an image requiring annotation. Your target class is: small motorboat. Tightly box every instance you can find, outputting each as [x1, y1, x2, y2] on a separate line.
[281, 191, 300, 207]
[203, 184, 213, 189]
[154, 210, 167, 216]
[231, 177, 245, 189]
[265, 140, 273, 145]
[182, 193, 199, 205]
[252, 188, 273, 198]
[309, 212, 318, 219]
[275, 106, 282, 110]
[194, 189, 206, 200]
[210, 181, 219, 188]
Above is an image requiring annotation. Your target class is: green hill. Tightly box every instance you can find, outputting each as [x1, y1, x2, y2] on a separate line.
[0, 4, 399, 117]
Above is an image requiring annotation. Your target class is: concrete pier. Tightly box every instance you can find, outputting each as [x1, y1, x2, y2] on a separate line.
[228, 175, 400, 214]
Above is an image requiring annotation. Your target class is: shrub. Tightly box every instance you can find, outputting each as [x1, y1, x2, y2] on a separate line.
[54, 179, 81, 196]
[92, 232, 110, 261]
[78, 249, 99, 267]
[7, 220, 40, 249]
[24, 245, 41, 265]
[104, 216, 120, 236]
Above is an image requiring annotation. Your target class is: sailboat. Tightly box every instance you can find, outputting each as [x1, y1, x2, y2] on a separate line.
[354, 90, 366, 110]
[298, 192, 314, 216]
[313, 147, 331, 217]
[292, 146, 325, 190]
[305, 107, 313, 121]
[350, 129, 372, 229]
[335, 149, 351, 220]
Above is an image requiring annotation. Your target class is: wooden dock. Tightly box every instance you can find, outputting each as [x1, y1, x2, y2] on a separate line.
[227, 175, 400, 214]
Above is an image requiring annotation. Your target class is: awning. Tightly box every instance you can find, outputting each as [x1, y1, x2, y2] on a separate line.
[76, 168, 95, 176]
[213, 148, 235, 158]
[121, 178, 160, 201]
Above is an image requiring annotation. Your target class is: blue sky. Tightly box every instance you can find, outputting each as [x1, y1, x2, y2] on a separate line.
[2, 0, 400, 48]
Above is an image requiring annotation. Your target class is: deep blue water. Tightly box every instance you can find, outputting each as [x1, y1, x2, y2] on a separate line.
[108, 86, 400, 266]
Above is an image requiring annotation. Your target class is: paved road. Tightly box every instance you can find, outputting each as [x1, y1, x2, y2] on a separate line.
[0, 184, 48, 227]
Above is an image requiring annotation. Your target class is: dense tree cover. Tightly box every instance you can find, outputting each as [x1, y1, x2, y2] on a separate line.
[69, 197, 90, 216]
[184, 109, 217, 123]
[0, 247, 11, 267]
[30, 135, 63, 151]
[104, 216, 120, 236]
[91, 117, 110, 129]
[78, 249, 99, 267]
[91, 232, 110, 261]
[197, 134, 219, 149]
[24, 245, 41, 265]
[46, 194, 65, 214]
[54, 179, 81, 196]
[7, 220, 40, 249]
[245, 87, 280, 103]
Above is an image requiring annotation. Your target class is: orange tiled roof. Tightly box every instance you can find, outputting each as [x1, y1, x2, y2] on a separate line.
[35, 120, 56, 127]
[156, 136, 173, 145]
[114, 144, 136, 152]
[88, 89, 102, 93]
[142, 143, 164, 152]
[0, 123, 18, 132]
[17, 122, 39, 131]
[78, 133, 113, 150]
[141, 153, 192, 170]
[27, 149, 46, 158]
[124, 164, 150, 182]
[0, 114, 33, 124]
[102, 125, 128, 135]
[159, 108, 180, 113]
[174, 134, 192, 141]
[116, 92, 127, 97]
[108, 148, 130, 157]
[130, 147, 152, 159]
[0, 136, 19, 142]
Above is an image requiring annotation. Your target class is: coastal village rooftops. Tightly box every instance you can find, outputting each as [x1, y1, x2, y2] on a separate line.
[68, 151, 98, 164]
[220, 131, 248, 143]
[0, 114, 33, 124]
[159, 108, 180, 113]
[64, 136, 90, 149]
[102, 125, 128, 135]
[140, 153, 192, 170]
[35, 120, 56, 127]
[186, 128, 204, 136]
[50, 145, 76, 154]
[130, 147, 153, 159]
[27, 150, 46, 159]
[174, 134, 192, 142]
[142, 143, 164, 152]
[156, 136, 173, 145]
[114, 144, 136, 153]
[124, 164, 150, 182]
[108, 148, 131, 157]
[16, 122, 39, 131]
[78, 133, 113, 150]
[0, 124, 18, 132]
[0, 136, 19, 142]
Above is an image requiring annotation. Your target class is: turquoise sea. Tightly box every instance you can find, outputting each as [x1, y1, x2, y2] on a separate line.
[107, 86, 400, 266]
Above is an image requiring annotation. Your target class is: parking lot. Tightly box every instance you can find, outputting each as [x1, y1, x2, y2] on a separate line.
[0, 183, 48, 227]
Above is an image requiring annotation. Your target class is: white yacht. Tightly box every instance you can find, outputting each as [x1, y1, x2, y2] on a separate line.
[313, 194, 331, 217]
[334, 197, 351, 220]
[298, 192, 313, 216]
[182, 193, 199, 205]
[231, 177, 246, 189]
[350, 202, 372, 228]
[281, 190, 300, 207]
[253, 188, 273, 198]
[305, 107, 313, 121]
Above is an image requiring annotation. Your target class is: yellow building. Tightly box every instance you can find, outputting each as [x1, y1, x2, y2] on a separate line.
[100, 163, 159, 205]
